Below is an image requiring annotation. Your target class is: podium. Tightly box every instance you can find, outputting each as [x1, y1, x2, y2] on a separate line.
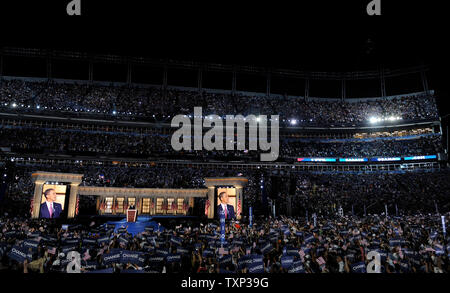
[126, 209, 137, 222]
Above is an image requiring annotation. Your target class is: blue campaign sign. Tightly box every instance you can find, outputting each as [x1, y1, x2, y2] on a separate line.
[4, 231, 17, 238]
[288, 260, 305, 273]
[202, 249, 215, 258]
[97, 236, 110, 245]
[170, 236, 183, 246]
[281, 255, 294, 269]
[62, 245, 78, 254]
[177, 247, 190, 255]
[389, 238, 402, 247]
[103, 251, 122, 264]
[237, 255, 253, 269]
[81, 261, 98, 271]
[250, 254, 263, 265]
[220, 210, 226, 246]
[155, 248, 169, 256]
[403, 155, 436, 161]
[249, 207, 253, 227]
[248, 262, 265, 273]
[260, 243, 273, 255]
[166, 253, 182, 263]
[351, 262, 367, 273]
[286, 247, 300, 257]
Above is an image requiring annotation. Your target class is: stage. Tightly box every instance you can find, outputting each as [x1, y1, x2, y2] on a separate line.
[105, 215, 197, 236]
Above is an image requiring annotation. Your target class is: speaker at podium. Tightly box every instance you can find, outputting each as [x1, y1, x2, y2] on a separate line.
[127, 204, 137, 222]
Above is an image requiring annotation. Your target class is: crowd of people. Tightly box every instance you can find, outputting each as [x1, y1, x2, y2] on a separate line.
[0, 211, 448, 273]
[0, 79, 439, 126]
[0, 125, 442, 160]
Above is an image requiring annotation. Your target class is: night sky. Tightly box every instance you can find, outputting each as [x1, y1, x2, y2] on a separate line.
[0, 1, 448, 113]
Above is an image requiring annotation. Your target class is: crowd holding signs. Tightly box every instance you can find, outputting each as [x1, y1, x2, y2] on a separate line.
[0, 211, 449, 273]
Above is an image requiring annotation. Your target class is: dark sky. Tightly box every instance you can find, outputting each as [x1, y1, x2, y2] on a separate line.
[0, 1, 445, 70]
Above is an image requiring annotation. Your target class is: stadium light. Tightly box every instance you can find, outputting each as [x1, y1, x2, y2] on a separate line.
[256, 117, 261, 122]
[11, 103, 17, 108]
[369, 117, 378, 123]
[112, 110, 117, 115]
[290, 119, 298, 125]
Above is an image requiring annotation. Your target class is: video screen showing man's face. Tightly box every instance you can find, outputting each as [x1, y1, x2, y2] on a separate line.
[216, 187, 236, 219]
[39, 185, 67, 219]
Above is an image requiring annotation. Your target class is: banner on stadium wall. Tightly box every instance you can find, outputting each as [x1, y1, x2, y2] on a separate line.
[403, 155, 437, 160]
[371, 157, 401, 162]
[339, 158, 368, 162]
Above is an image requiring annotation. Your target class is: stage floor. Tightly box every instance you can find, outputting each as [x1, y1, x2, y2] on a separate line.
[106, 215, 196, 236]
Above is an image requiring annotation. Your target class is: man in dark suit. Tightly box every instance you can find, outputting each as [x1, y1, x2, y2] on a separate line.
[40, 188, 63, 218]
[217, 191, 235, 220]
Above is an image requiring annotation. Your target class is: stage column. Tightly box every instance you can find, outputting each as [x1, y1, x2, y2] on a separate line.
[31, 180, 45, 219]
[207, 187, 215, 219]
[67, 184, 79, 218]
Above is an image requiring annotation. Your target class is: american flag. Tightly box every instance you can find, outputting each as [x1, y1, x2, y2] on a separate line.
[47, 247, 56, 255]
[237, 194, 241, 217]
[205, 200, 210, 216]
[75, 195, 79, 215]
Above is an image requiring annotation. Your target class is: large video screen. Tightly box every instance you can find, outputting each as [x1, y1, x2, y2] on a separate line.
[216, 187, 236, 219]
[39, 184, 67, 219]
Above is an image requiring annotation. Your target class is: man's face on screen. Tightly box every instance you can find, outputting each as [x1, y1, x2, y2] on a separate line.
[46, 190, 57, 202]
[220, 193, 229, 204]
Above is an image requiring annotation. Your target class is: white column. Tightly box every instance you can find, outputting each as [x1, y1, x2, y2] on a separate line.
[32, 180, 45, 219]
[235, 187, 243, 220]
[67, 184, 79, 218]
[207, 187, 215, 219]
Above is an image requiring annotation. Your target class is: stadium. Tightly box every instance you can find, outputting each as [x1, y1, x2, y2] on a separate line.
[0, 1, 449, 279]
